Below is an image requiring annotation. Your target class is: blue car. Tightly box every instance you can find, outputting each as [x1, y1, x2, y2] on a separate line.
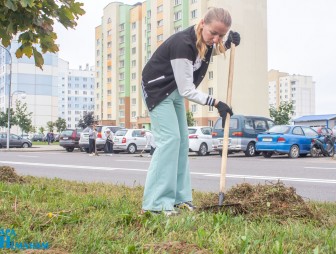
[256, 125, 319, 158]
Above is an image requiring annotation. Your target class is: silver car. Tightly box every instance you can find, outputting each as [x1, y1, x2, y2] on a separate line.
[79, 125, 121, 152]
[0, 132, 32, 148]
[113, 129, 151, 154]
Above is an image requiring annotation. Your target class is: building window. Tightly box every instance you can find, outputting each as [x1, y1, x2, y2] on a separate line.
[191, 9, 197, 19]
[107, 102, 112, 107]
[107, 42, 111, 48]
[175, 0, 182, 5]
[208, 120, 213, 127]
[208, 87, 213, 95]
[208, 106, 214, 112]
[119, 110, 125, 117]
[131, 60, 136, 67]
[107, 65, 112, 71]
[119, 98, 125, 105]
[119, 35, 125, 43]
[191, 104, 197, 113]
[107, 29, 112, 36]
[107, 90, 112, 95]
[107, 17, 111, 23]
[107, 114, 112, 119]
[119, 73, 124, 80]
[119, 60, 124, 68]
[157, 19, 163, 27]
[131, 73, 136, 79]
[174, 26, 182, 33]
[131, 111, 136, 118]
[132, 35, 136, 43]
[131, 98, 136, 105]
[157, 34, 163, 42]
[209, 71, 213, 79]
[107, 78, 111, 83]
[119, 48, 125, 55]
[157, 5, 163, 13]
[132, 47, 136, 54]
[191, 0, 197, 3]
[119, 23, 124, 31]
[131, 85, 136, 92]
[174, 11, 182, 21]
[107, 53, 112, 59]
[131, 22, 136, 29]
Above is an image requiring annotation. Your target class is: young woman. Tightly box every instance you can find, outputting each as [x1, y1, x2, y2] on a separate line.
[141, 7, 240, 215]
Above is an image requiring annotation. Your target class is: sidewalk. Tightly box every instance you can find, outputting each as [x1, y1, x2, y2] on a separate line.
[0, 144, 64, 152]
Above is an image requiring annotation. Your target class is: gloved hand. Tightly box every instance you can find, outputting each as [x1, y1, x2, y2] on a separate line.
[224, 31, 240, 50]
[216, 101, 233, 128]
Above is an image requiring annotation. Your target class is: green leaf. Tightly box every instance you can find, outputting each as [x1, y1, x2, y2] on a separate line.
[32, 47, 44, 69]
[5, 0, 18, 11]
[19, 0, 35, 8]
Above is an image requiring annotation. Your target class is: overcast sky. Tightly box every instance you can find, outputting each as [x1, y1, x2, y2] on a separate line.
[54, 0, 336, 115]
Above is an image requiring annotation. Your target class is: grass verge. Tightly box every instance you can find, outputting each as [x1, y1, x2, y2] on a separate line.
[0, 175, 335, 253]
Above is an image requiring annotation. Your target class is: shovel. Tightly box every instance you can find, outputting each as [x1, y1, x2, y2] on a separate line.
[199, 42, 240, 212]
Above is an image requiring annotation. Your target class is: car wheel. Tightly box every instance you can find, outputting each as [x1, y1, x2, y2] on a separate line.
[21, 143, 29, 148]
[244, 142, 256, 157]
[263, 151, 273, 158]
[310, 145, 319, 157]
[288, 145, 299, 158]
[197, 143, 208, 156]
[66, 147, 75, 152]
[127, 144, 137, 154]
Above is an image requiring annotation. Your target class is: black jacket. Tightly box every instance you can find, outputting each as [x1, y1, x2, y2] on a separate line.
[142, 25, 215, 111]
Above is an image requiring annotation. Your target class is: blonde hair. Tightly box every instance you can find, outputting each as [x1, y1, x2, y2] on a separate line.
[195, 7, 232, 59]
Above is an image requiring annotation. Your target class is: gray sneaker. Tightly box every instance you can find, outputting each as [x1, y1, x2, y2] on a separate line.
[174, 201, 196, 211]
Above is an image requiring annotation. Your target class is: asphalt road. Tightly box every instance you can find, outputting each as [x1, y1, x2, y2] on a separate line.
[1, 149, 336, 202]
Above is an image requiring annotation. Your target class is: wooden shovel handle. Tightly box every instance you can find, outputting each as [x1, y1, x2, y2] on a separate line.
[219, 43, 236, 193]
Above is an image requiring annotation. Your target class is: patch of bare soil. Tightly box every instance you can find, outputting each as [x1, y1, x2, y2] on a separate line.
[0, 166, 25, 183]
[200, 181, 319, 221]
[144, 241, 210, 254]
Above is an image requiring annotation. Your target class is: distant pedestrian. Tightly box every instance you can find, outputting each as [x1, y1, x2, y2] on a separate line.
[104, 129, 114, 155]
[88, 125, 97, 156]
[142, 130, 156, 157]
[47, 131, 54, 145]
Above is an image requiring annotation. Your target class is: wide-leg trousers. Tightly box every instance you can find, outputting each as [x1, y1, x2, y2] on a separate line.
[142, 90, 192, 211]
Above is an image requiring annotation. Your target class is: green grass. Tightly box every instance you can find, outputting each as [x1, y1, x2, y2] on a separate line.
[0, 177, 335, 253]
[32, 141, 59, 146]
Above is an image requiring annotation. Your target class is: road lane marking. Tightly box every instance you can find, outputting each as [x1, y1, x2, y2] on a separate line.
[18, 155, 39, 158]
[1, 161, 336, 184]
[304, 166, 336, 170]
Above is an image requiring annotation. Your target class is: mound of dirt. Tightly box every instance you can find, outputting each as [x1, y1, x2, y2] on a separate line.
[200, 182, 318, 220]
[0, 166, 25, 183]
[144, 241, 210, 254]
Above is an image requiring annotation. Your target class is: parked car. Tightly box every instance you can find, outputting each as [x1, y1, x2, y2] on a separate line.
[0, 132, 32, 148]
[54, 134, 60, 142]
[188, 126, 216, 156]
[213, 115, 275, 156]
[311, 127, 333, 136]
[79, 125, 122, 152]
[59, 128, 83, 152]
[256, 125, 319, 158]
[31, 133, 46, 142]
[113, 129, 150, 154]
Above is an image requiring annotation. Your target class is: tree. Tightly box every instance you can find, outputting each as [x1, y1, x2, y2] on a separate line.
[77, 111, 94, 129]
[0, 0, 85, 69]
[46, 121, 54, 132]
[0, 108, 17, 128]
[14, 100, 33, 135]
[269, 101, 294, 125]
[55, 117, 66, 132]
[186, 111, 195, 126]
[38, 126, 45, 134]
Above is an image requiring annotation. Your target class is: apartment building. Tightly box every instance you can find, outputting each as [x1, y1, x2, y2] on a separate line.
[95, 0, 269, 128]
[0, 41, 95, 133]
[58, 62, 95, 129]
[268, 69, 315, 118]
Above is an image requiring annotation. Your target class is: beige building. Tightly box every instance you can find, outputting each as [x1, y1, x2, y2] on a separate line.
[268, 69, 315, 119]
[95, 0, 269, 128]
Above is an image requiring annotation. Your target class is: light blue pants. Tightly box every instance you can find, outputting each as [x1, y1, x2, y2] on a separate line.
[142, 89, 192, 211]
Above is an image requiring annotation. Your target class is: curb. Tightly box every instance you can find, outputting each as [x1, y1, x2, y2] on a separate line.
[0, 146, 64, 152]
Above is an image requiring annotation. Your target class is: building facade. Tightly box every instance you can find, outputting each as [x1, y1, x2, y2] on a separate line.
[95, 0, 269, 128]
[0, 41, 95, 133]
[268, 69, 315, 119]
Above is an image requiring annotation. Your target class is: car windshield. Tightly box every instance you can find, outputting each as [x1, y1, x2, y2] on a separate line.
[115, 130, 127, 136]
[61, 130, 74, 136]
[267, 125, 290, 134]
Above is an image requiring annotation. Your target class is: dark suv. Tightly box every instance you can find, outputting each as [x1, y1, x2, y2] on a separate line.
[213, 115, 275, 156]
[59, 128, 83, 152]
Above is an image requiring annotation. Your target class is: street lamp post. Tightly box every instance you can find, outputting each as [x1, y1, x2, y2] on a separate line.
[0, 45, 12, 150]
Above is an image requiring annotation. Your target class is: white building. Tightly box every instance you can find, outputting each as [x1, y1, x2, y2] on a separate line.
[268, 70, 315, 119]
[0, 41, 95, 133]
